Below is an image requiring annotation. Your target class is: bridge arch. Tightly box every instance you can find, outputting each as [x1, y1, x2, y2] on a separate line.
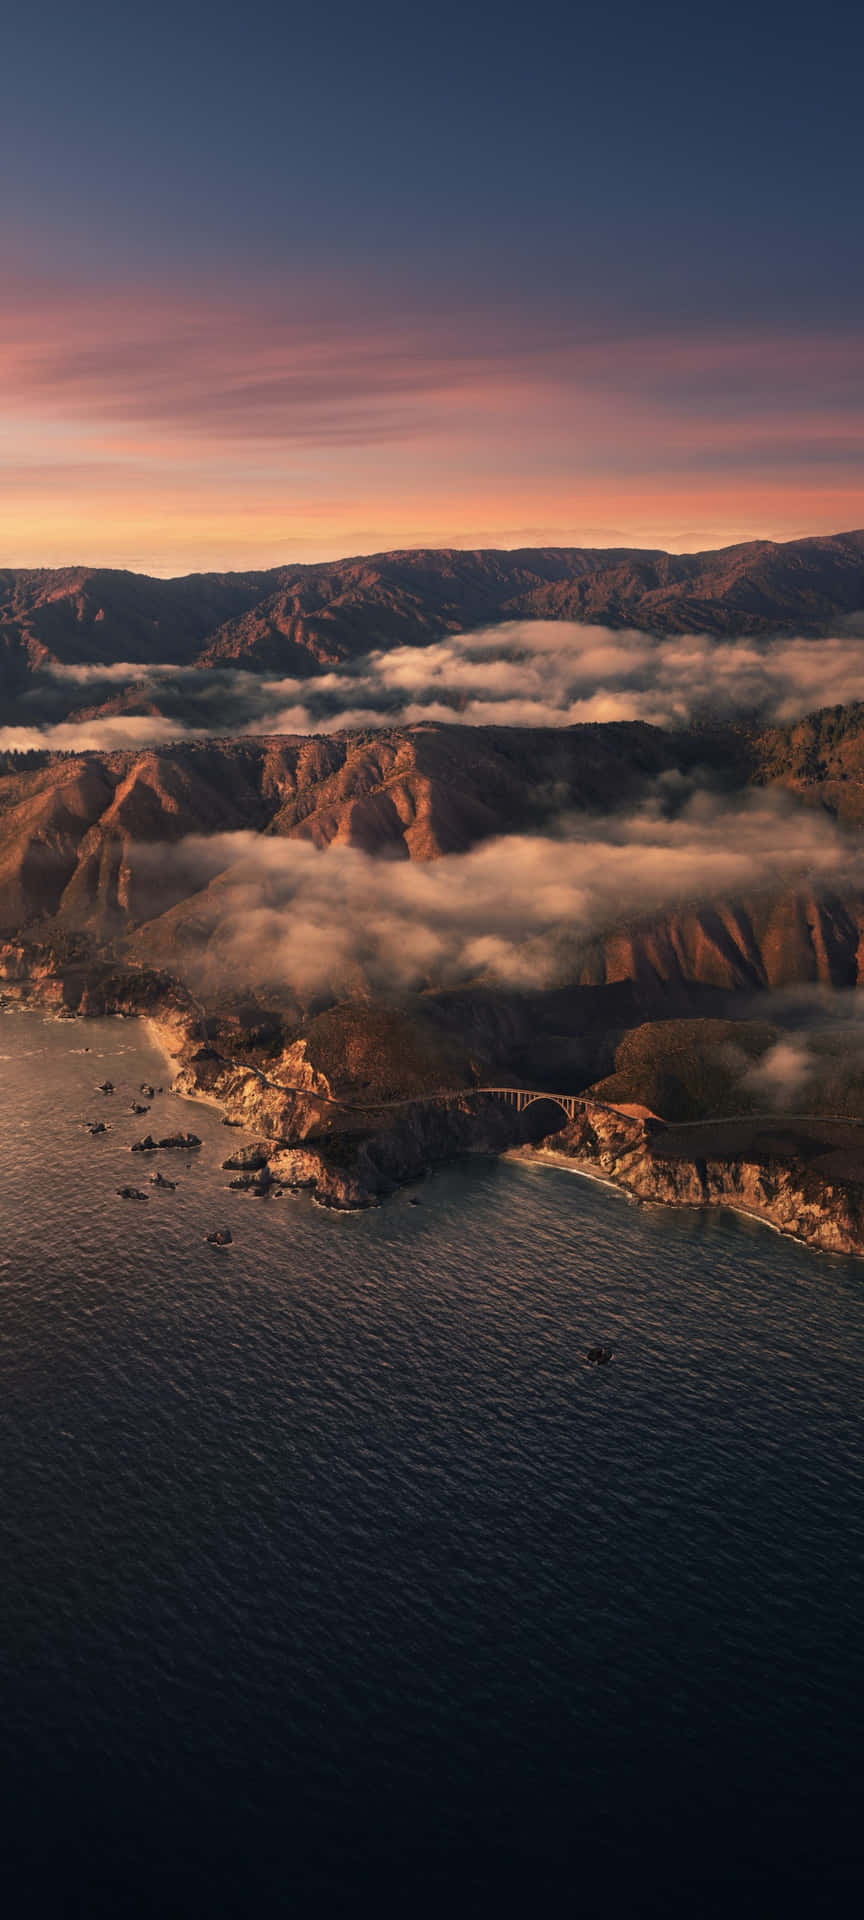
[473, 1086, 578, 1124]
[517, 1091, 576, 1122]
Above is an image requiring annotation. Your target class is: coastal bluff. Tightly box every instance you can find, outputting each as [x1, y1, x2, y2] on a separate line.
[534, 1100, 864, 1256]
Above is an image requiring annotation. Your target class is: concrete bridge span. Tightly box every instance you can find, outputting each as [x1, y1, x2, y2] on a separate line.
[469, 1086, 579, 1123]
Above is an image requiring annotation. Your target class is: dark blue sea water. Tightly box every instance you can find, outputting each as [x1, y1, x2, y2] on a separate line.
[1, 1013, 863, 1917]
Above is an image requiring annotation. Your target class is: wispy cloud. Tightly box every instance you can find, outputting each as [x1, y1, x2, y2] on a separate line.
[0, 716, 199, 753]
[1, 271, 862, 568]
[741, 1037, 814, 1108]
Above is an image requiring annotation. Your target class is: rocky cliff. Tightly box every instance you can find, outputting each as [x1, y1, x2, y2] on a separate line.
[535, 1101, 864, 1255]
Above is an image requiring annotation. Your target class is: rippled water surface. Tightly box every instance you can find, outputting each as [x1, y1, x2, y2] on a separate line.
[2, 1013, 863, 1915]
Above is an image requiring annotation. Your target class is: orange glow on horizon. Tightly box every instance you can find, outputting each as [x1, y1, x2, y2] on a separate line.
[4, 480, 863, 576]
[1, 273, 862, 572]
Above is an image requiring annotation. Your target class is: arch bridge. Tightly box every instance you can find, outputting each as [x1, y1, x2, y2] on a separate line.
[469, 1086, 579, 1122]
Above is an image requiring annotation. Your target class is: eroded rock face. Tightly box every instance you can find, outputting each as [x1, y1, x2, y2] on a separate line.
[267, 1147, 373, 1211]
[221, 1143, 270, 1171]
[227, 1168, 274, 1193]
[267, 1038, 331, 1098]
[171, 1056, 331, 1140]
[263, 1092, 545, 1210]
[542, 1101, 864, 1255]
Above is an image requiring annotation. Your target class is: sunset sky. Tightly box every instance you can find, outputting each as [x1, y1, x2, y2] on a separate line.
[3, 0, 863, 573]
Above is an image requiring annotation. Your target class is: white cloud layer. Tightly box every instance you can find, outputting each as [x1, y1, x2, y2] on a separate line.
[4, 618, 864, 755]
[134, 791, 858, 994]
[0, 716, 200, 753]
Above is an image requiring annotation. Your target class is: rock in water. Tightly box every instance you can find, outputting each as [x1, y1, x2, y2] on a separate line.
[227, 1168, 273, 1193]
[205, 1228, 233, 1247]
[586, 1345, 614, 1366]
[131, 1130, 201, 1153]
[222, 1145, 269, 1172]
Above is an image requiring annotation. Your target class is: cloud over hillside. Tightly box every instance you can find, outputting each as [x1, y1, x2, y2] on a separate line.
[130, 791, 857, 994]
[8, 618, 864, 754]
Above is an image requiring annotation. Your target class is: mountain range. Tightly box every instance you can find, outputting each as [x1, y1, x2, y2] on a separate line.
[3, 709, 864, 995]
[3, 531, 864, 709]
[5, 531, 864, 1236]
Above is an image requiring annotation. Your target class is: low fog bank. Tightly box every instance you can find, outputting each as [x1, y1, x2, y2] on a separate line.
[7, 618, 864, 751]
[0, 715, 191, 753]
[126, 790, 860, 997]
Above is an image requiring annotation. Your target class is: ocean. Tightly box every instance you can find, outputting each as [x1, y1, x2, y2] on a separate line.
[1, 1013, 862, 1916]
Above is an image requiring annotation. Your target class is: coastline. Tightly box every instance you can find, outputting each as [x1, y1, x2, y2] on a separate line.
[5, 945, 864, 1252]
[512, 1143, 815, 1247]
[503, 1145, 632, 1198]
[142, 1015, 184, 1083]
[516, 1106, 864, 1259]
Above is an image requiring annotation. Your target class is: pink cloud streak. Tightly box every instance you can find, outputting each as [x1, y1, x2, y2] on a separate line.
[1, 271, 862, 568]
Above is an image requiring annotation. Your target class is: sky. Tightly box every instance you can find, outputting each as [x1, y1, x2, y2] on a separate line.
[2, 0, 863, 573]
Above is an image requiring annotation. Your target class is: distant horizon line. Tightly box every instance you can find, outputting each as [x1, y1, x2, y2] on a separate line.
[4, 525, 864, 584]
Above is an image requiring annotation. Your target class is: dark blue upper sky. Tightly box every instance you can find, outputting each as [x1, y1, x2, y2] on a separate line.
[2, 0, 862, 569]
[6, 0, 863, 319]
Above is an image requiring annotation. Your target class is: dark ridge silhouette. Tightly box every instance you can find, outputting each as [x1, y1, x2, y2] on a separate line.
[2, 531, 863, 703]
